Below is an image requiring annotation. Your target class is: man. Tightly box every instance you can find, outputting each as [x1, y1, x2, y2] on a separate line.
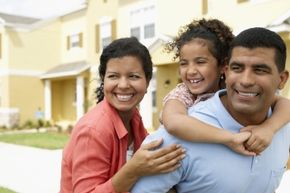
[131, 27, 290, 193]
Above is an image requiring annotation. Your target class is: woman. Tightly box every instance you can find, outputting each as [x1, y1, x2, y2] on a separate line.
[60, 37, 185, 193]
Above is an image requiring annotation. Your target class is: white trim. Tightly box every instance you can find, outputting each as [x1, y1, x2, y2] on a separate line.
[99, 16, 113, 24]
[269, 9, 290, 26]
[267, 23, 290, 33]
[0, 68, 43, 77]
[76, 76, 84, 119]
[44, 80, 52, 120]
[40, 64, 90, 79]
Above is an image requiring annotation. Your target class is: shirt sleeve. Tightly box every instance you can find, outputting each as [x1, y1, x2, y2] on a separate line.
[71, 125, 117, 193]
[131, 170, 182, 193]
[163, 83, 195, 109]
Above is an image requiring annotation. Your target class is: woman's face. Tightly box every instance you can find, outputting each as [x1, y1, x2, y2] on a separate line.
[179, 38, 222, 95]
[104, 56, 148, 114]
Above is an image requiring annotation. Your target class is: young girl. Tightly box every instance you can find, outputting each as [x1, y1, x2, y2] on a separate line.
[60, 37, 185, 193]
[162, 18, 290, 155]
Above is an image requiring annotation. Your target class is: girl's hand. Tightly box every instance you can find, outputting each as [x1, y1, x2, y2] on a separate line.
[240, 125, 274, 154]
[225, 132, 256, 156]
[127, 138, 186, 177]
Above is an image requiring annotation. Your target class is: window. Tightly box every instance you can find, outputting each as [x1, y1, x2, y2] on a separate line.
[100, 21, 112, 48]
[130, 4, 156, 41]
[67, 33, 83, 50]
[130, 27, 141, 39]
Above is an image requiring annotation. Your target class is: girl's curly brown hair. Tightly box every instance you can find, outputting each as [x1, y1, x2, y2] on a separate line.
[165, 18, 234, 67]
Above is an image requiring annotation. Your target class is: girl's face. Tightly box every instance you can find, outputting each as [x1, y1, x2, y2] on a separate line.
[104, 56, 148, 114]
[179, 38, 223, 95]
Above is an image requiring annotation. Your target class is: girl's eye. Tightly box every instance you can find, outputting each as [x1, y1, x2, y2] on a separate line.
[179, 61, 187, 66]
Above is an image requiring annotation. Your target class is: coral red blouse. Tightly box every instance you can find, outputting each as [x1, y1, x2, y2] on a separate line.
[60, 98, 148, 193]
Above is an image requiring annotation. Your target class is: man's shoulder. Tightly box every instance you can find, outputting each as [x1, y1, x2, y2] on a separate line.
[143, 126, 181, 145]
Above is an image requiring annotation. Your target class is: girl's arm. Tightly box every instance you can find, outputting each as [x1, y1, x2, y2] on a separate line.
[162, 99, 255, 156]
[241, 95, 290, 154]
[112, 139, 185, 192]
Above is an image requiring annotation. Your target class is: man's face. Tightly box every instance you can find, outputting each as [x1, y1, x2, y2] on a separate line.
[223, 46, 288, 124]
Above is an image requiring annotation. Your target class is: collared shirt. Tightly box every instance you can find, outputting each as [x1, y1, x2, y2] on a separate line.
[60, 98, 147, 193]
[162, 83, 214, 109]
[131, 90, 290, 193]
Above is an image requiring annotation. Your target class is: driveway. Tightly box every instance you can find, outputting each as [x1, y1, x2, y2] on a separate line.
[0, 142, 289, 193]
[0, 142, 62, 193]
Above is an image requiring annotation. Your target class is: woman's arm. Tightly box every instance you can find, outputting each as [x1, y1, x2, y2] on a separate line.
[162, 99, 254, 156]
[112, 139, 185, 192]
[241, 95, 290, 154]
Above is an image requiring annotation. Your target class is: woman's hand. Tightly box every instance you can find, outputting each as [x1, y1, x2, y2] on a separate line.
[127, 138, 186, 177]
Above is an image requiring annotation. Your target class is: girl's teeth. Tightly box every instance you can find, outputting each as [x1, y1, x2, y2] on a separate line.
[117, 94, 133, 101]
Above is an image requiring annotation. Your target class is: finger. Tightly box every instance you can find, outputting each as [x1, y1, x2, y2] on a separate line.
[247, 140, 260, 151]
[141, 138, 163, 150]
[240, 127, 252, 132]
[238, 148, 256, 156]
[245, 136, 256, 147]
[154, 155, 184, 173]
[237, 132, 251, 142]
[153, 147, 186, 166]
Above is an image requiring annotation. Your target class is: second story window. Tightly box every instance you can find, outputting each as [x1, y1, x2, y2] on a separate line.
[130, 3, 156, 42]
[100, 21, 112, 48]
[67, 33, 83, 50]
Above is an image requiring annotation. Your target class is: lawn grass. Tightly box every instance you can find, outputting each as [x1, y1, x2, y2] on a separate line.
[0, 186, 17, 193]
[0, 132, 69, 149]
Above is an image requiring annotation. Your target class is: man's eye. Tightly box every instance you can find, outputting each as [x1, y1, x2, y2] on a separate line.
[130, 75, 140, 79]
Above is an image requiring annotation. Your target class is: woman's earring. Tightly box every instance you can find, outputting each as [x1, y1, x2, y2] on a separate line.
[220, 74, 225, 80]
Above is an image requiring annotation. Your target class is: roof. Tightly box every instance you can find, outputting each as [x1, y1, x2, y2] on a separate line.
[0, 12, 41, 25]
[267, 9, 290, 33]
[40, 61, 90, 79]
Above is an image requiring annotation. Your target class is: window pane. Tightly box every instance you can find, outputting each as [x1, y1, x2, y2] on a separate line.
[144, 23, 155, 39]
[102, 37, 111, 48]
[130, 27, 141, 40]
[71, 34, 80, 48]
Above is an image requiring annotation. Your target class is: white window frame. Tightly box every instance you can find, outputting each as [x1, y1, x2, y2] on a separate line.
[100, 17, 112, 48]
[130, 1, 156, 44]
[70, 33, 81, 48]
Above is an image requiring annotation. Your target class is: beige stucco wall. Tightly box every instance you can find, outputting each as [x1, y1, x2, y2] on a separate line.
[51, 79, 76, 122]
[60, 10, 87, 64]
[7, 21, 61, 72]
[153, 63, 179, 129]
[8, 75, 44, 124]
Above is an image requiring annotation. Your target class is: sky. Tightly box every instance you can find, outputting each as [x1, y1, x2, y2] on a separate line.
[0, 0, 85, 19]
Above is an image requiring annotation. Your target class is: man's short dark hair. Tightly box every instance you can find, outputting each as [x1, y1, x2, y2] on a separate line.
[229, 27, 287, 72]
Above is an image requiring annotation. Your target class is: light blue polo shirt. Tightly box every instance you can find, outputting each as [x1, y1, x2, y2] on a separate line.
[131, 90, 290, 193]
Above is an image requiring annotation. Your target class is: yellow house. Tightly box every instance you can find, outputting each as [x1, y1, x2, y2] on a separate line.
[1, 0, 290, 131]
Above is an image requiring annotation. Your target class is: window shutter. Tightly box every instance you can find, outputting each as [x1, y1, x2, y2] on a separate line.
[67, 36, 71, 50]
[202, 0, 208, 14]
[95, 24, 100, 53]
[111, 19, 117, 41]
[78, 33, 83, 47]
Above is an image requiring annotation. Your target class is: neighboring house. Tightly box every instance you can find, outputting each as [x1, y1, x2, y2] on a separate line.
[0, 0, 290, 131]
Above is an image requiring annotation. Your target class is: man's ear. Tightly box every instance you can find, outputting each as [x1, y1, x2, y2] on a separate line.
[278, 70, 289, 90]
